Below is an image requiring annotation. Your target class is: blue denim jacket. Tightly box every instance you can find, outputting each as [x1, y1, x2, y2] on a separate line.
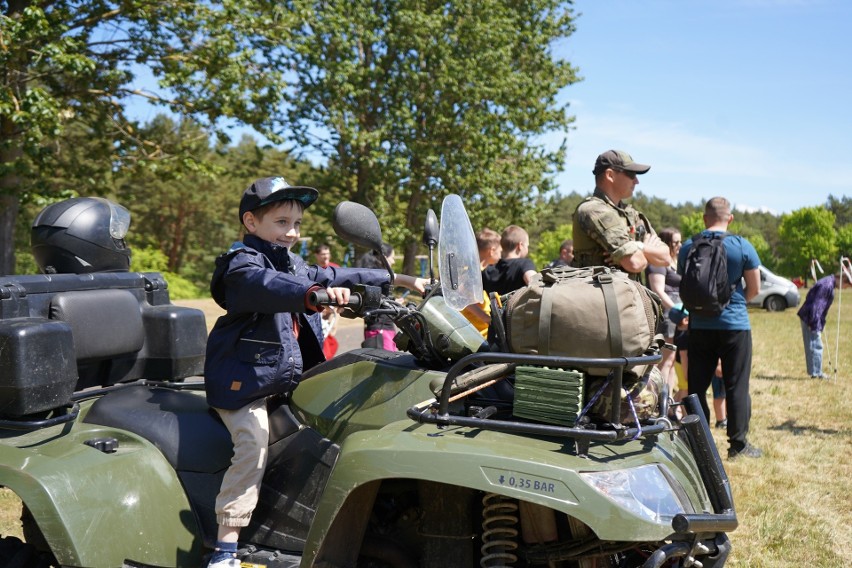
[204, 234, 391, 409]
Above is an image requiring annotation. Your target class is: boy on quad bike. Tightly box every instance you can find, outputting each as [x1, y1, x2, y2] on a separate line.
[203, 177, 426, 567]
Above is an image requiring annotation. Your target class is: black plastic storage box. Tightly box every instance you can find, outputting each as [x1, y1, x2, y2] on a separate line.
[0, 318, 77, 417]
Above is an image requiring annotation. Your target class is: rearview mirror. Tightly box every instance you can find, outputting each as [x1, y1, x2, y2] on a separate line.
[332, 201, 383, 251]
[422, 209, 438, 248]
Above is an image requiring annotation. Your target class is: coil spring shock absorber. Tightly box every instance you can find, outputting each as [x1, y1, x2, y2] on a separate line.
[480, 493, 519, 567]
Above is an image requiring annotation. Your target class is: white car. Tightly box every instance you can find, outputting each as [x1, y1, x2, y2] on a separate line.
[747, 265, 801, 311]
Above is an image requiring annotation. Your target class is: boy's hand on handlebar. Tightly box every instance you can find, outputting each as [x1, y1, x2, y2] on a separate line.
[325, 287, 351, 306]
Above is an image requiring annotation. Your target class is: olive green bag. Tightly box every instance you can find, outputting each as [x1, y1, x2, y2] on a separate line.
[505, 266, 662, 375]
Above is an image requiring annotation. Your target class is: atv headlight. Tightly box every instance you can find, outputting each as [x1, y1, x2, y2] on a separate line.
[580, 464, 688, 523]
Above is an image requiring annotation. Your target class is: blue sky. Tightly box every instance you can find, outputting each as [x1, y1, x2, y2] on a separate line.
[551, 0, 852, 214]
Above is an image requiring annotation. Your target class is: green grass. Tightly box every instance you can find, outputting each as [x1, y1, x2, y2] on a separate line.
[0, 489, 20, 538]
[723, 291, 852, 567]
[3, 292, 852, 566]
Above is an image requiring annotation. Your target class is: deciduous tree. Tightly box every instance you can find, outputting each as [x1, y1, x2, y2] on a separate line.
[1, 0, 297, 274]
[777, 207, 837, 278]
[836, 224, 852, 260]
[115, 117, 329, 287]
[281, 0, 579, 273]
[529, 224, 572, 269]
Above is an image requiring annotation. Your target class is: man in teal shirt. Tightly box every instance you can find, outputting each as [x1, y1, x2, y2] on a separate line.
[678, 197, 762, 460]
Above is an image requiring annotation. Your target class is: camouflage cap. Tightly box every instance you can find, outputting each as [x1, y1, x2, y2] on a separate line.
[593, 150, 651, 175]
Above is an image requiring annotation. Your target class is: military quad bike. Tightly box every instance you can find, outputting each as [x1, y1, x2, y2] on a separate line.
[0, 197, 737, 568]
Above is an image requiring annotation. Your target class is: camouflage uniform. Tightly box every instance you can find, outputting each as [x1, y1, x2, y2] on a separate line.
[572, 187, 654, 279]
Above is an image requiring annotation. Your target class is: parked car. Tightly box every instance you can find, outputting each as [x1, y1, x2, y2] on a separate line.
[748, 265, 800, 311]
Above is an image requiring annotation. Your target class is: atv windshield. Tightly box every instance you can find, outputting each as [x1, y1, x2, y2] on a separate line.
[438, 195, 483, 311]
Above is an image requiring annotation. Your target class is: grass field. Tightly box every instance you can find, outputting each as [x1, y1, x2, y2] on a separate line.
[2, 292, 851, 567]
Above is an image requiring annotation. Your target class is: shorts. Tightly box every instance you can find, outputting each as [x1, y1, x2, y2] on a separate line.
[674, 360, 688, 392]
[711, 374, 726, 399]
[659, 308, 677, 338]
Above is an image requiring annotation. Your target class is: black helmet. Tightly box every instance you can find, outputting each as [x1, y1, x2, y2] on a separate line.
[31, 197, 132, 274]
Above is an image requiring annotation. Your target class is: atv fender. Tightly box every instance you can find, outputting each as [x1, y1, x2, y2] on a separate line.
[0, 420, 203, 568]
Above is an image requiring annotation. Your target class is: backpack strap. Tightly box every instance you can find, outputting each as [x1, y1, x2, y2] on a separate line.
[596, 273, 623, 358]
[538, 286, 554, 354]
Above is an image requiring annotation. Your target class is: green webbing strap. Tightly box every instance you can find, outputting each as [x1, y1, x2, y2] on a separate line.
[597, 273, 623, 358]
[538, 285, 554, 354]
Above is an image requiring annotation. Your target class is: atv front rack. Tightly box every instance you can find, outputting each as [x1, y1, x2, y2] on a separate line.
[407, 351, 662, 440]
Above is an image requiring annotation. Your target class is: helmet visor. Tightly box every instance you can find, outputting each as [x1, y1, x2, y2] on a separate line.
[98, 198, 131, 239]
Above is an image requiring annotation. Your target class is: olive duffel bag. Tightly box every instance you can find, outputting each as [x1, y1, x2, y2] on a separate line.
[504, 265, 662, 375]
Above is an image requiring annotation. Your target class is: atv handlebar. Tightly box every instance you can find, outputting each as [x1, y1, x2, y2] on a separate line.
[308, 289, 363, 311]
[308, 284, 402, 318]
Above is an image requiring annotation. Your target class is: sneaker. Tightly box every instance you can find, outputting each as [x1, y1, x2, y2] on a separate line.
[715, 419, 727, 429]
[207, 551, 239, 568]
[728, 443, 762, 460]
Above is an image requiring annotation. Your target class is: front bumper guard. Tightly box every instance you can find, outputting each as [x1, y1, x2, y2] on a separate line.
[642, 533, 732, 568]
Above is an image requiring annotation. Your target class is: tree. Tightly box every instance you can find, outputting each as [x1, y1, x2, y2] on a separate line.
[730, 208, 780, 259]
[281, 0, 579, 274]
[827, 195, 852, 227]
[115, 116, 230, 279]
[777, 207, 837, 278]
[115, 117, 331, 288]
[744, 232, 773, 273]
[680, 212, 705, 242]
[836, 224, 852, 260]
[1, 1, 298, 274]
[529, 224, 572, 269]
[533, 191, 584, 237]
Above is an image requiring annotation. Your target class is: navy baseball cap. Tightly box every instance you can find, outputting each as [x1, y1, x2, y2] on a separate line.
[239, 177, 319, 223]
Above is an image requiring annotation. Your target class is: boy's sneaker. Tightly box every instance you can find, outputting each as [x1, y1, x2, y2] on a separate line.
[728, 443, 762, 460]
[715, 419, 727, 429]
[207, 551, 239, 568]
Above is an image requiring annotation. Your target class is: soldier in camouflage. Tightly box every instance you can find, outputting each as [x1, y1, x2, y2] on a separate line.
[572, 150, 671, 279]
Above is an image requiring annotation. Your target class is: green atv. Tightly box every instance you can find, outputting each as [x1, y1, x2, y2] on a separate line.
[0, 196, 736, 568]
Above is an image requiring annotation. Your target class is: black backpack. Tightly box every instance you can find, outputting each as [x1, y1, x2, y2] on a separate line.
[679, 232, 735, 316]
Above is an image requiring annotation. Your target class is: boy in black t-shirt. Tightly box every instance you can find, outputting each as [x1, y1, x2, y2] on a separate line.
[482, 225, 537, 296]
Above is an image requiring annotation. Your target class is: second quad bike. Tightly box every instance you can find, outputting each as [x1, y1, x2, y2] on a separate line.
[0, 196, 736, 567]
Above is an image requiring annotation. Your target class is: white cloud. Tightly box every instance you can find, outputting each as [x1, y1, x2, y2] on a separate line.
[547, 108, 850, 213]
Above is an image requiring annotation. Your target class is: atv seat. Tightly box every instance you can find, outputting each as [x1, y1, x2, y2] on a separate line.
[83, 385, 302, 473]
